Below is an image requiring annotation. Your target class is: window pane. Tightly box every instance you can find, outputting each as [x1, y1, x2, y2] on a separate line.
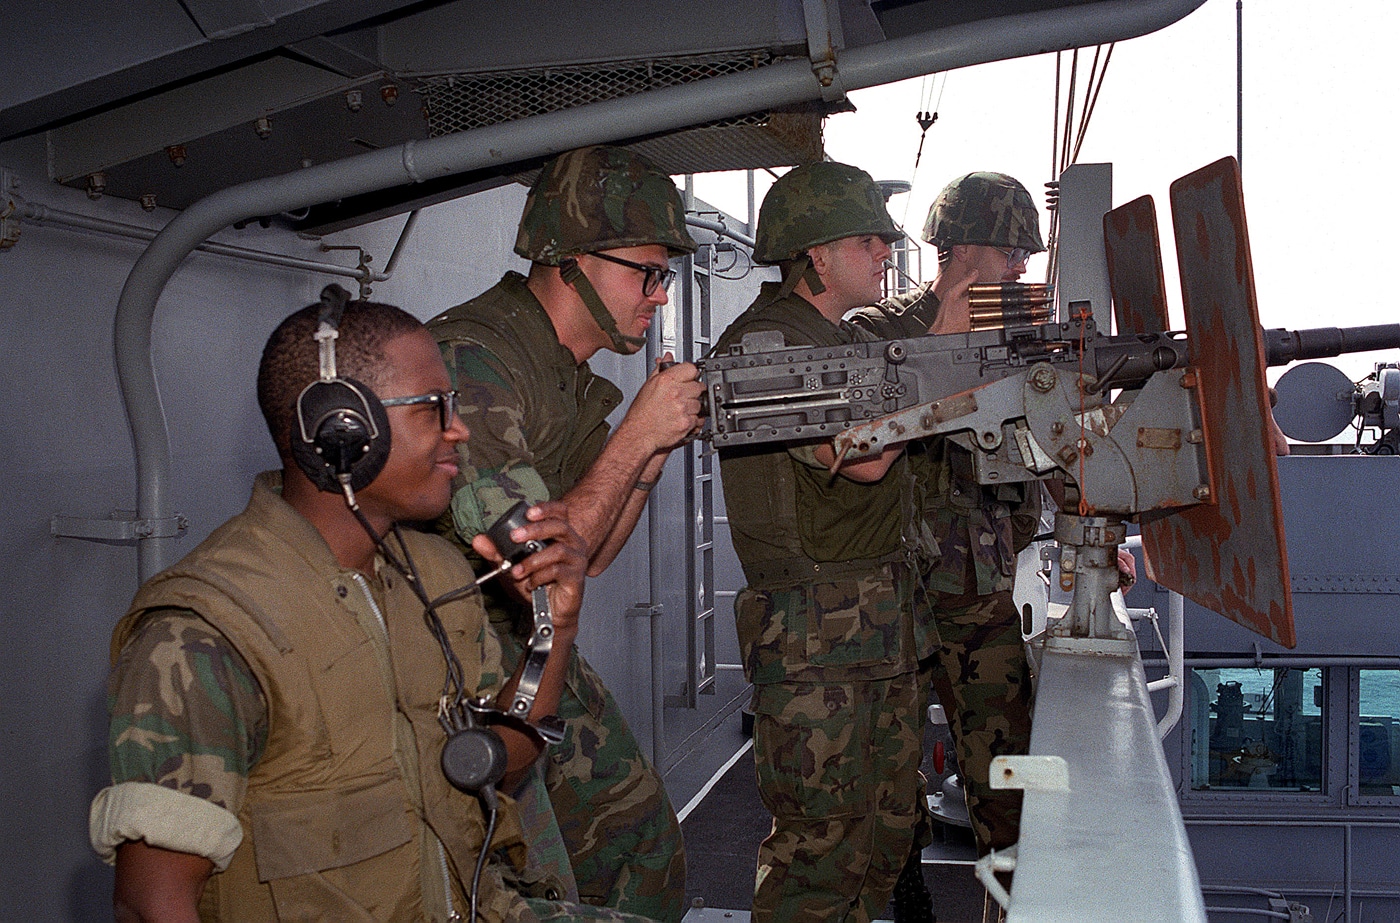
[1189, 668, 1323, 792]
[1359, 669, 1400, 796]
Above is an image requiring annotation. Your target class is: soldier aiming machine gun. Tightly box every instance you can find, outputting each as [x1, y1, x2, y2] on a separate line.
[696, 159, 1400, 651]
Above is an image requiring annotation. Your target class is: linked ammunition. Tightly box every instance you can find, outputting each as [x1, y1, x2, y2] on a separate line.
[967, 282, 1055, 331]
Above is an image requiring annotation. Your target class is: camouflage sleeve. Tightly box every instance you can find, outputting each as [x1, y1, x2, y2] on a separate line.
[438, 340, 552, 546]
[107, 609, 267, 810]
[91, 609, 266, 868]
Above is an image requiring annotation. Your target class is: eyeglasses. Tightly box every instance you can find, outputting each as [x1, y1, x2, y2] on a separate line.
[589, 252, 676, 297]
[381, 389, 459, 431]
[993, 246, 1034, 268]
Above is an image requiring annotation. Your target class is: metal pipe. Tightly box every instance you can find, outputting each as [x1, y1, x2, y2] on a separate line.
[16, 197, 389, 282]
[381, 209, 421, 277]
[1146, 657, 1400, 669]
[1155, 591, 1184, 738]
[684, 214, 756, 249]
[116, 0, 1207, 577]
[1200, 909, 1287, 921]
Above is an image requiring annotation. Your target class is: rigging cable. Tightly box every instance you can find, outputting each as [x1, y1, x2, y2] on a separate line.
[908, 71, 947, 227]
[1045, 44, 1115, 286]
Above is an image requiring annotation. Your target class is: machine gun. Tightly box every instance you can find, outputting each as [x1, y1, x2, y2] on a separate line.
[697, 158, 1400, 651]
[703, 314, 1400, 508]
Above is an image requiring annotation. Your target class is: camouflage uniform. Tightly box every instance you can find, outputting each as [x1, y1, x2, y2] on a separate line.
[716, 280, 932, 923]
[429, 277, 685, 922]
[849, 171, 1045, 857]
[89, 473, 652, 922]
[426, 146, 695, 922]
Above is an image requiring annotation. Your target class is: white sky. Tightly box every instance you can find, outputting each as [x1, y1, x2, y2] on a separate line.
[689, 0, 1399, 382]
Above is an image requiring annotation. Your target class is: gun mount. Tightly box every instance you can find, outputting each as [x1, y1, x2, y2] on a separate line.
[698, 158, 1400, 650]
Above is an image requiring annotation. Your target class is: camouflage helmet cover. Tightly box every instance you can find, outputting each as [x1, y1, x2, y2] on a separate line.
[514, 145, 698, 264]
[753, 161, 903, 265]
[923, 171, 1045, 252]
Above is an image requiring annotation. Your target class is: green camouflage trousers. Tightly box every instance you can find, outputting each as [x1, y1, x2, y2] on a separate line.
[497, 628, 686, 923]
[919, 586, 1033, 855]
[750, 668, 930, 923]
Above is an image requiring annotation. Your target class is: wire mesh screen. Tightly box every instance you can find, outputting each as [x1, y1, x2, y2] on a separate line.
[416, 51, 823, 174]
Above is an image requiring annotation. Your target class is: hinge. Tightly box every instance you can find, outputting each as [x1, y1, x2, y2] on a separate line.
[0, 169, 20, 250]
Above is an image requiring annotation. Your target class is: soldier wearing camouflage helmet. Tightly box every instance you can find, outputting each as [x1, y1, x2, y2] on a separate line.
[426, 145, 704, 922]
[848, 170, 1046, 921]
[713, 161, 935, 922]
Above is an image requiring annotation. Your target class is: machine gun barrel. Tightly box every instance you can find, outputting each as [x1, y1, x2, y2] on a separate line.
[1263, 324, 1400, 366]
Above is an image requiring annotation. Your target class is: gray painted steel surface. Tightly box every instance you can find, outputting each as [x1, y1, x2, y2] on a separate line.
[1010, 640, 1207, 922]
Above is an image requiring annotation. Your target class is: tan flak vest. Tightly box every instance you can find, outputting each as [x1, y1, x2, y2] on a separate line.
[113, 475, 530, 921]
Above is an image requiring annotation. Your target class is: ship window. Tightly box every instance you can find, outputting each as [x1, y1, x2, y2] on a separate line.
[1189, 667, 1323, 792]
[1358, 669, 1400, 796]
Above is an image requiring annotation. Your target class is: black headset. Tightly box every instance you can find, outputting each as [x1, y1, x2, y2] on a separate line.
[289, 285, 509, 799]
[290, 284, 393, 495]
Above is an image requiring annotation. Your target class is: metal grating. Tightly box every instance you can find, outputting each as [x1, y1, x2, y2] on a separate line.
[415, 51, 824, 175]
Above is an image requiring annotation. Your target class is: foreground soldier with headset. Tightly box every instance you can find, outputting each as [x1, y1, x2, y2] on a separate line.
[89, 291, 659, 920]
[428, 146, 702, 922]
[713, 161, 934, 923]
[850, 173, 1043, 914]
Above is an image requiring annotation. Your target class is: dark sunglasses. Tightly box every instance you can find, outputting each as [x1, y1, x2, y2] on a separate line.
[380, 389, 460, 431]
[590, 252, 676, 297]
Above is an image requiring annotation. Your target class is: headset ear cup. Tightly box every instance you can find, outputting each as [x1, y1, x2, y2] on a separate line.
[291, 377, 392, 492]
[441, 727, 509, 792]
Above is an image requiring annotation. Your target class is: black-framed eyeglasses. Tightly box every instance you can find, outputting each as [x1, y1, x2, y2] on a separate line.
[589, 252, 676, 297]
[381, 389, 459, 431]
[993, 246, 1034, 268]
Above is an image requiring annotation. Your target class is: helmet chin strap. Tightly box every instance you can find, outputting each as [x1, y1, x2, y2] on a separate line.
[558, 257, 647, 354]
[777, 255, 826, 301]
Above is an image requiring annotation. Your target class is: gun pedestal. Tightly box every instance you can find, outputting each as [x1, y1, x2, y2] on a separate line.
[1050, 513, 1133, 646]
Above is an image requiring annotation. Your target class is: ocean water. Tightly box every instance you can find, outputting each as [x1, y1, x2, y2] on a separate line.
[1190, 666, 1400, 792]
[1198, 667, 1400, 719]
[1362, 669, 1400, 719]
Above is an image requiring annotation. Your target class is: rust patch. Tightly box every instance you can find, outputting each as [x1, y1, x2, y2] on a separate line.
[1104, 195, 1171, 335]
[1143, 157, 1294, 648]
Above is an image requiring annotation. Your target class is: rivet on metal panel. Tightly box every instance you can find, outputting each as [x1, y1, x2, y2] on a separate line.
[346, 89, 364, 112]
[166, 145, 187, 168]
[86, 172, 105, 200]
[1187, 428, 1204, 444]
[1179, 370, 1197, 388]
[381, 85, 400, 106]
[140, 194, 157, 212]
[254, 116, 272, 140]
[1192, 485, 1212, 501]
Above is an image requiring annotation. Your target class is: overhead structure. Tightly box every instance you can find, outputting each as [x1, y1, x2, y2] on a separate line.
[23, 0, 1209, 578]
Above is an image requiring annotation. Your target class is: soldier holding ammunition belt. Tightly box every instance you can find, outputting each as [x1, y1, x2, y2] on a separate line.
[850, 173, 1044, 923]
